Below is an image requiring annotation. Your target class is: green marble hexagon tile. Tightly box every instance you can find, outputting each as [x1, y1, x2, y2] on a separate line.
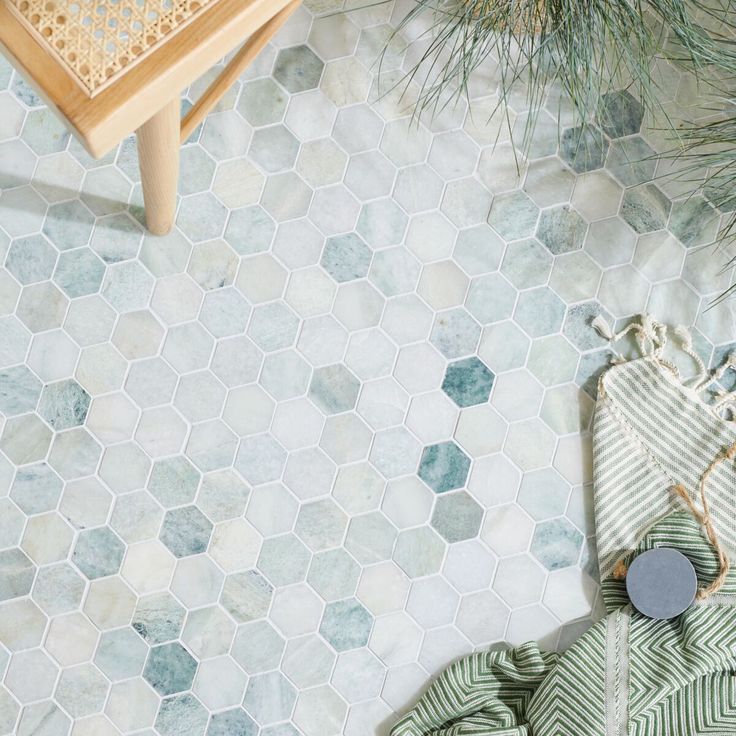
[0, 2, 734, 735]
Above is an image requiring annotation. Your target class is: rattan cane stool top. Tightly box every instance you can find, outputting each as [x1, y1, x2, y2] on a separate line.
[7, 0, 219, 96]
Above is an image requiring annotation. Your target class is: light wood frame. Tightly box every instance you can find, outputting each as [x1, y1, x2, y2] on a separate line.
[0, 0, 301, 234]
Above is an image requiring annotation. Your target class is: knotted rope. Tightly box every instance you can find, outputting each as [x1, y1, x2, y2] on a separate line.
[612, 441, 736, 601]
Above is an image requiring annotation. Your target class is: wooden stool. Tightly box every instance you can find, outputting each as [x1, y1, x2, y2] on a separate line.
[0, 0, 301, 234]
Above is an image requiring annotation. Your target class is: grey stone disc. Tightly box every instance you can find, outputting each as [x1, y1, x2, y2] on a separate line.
[625, 547, 698, 620]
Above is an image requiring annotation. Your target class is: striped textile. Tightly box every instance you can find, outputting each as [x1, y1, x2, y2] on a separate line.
[594, 356, 736, 584]
[390, 323, 736, 736]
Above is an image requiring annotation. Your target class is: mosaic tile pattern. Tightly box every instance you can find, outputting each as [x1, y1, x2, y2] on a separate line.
[1, 2, 735, 735]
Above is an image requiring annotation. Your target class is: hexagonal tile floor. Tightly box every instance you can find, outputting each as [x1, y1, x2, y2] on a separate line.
[0, 2, 735, 736]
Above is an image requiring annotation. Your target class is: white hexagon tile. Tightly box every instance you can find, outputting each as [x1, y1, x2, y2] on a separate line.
[0, 1, 735, 735]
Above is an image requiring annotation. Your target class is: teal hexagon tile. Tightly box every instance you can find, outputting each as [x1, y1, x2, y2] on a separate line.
[243, 671, 297, 725]
[199, 288, 250, 337]
[179, 145, 217, 196]
[72, 527, 125, 579]
[0, 365, 42, 415]
[147, 456, 200, 508]
[143, 642, 197, 696]
[282, 634, 334, 688]
[16, 701, 70, 736]
[235, 434, 287, 486]
[598, 90, 644, 138]
[21, 108, 70, 155]
[187, 242, 238, 291]
[220, 569, 273, 623]
[309, 364, 360, 414]
[94, 627, 149, 680]
[344, 150, 396, 200]
[514, 286, 566, 338]
[308, 547, 361, 601]
[559, 124, 609, 173]
[332, 647, 386, 704]
[0, 186, 47, 239]
[430, 307, 481, 359]
[187, 417, 236, 471]
[320, 598, 373, 651]
[155, 693, 209, 736]
[368, 246, 421, 298]
[536, 205, 587, 255]
[668, 194, 719, 247]
[110, 492, 161, 544]
[0, 499, 24, 549]
[207, 708, 258, 736]
[493, 554, 545, 607]
[238, 78, 288, 126]
[531, 518, 584, 570]
[262, 171, 313, 222]
[38, 379, 91, 431]
[418, 441, 471, 493]
[247, 302, 299, 352]
[321, 233, 371, 283]
[6, 234, 57, 285]
[501, 238, 553, 288]
[620, 183, 671, 233]
[159, 506, 213, 558]
[295, 498, 347, 552]
[257, 534, 310, 587]
[345, 512, 397, 565]
[562, 300, 612, 352]
[10, 463, 62, 515]
[356, 198, 408, 248]
[133, 592, 186, 645]
[488, 190, 539, 241]
[249, 125, 299, 173]
[517, 468, 571, 521]
[183, 605, 236, 661]
[171, 556, 223, 609]
[431, 491, 483, 542]
[0, 315, 31, 367]
[441, 356, 494, 407]
[453, 224, 504, 275]
[87, 213, 143, 265]
[465, 272, 516, 324]
[231, 620, 282, 675]
[57, 670, 110, 724]
[605, 136, 656, 187]
[177, 192, 228, 243]
[393, 527, 446, 578]
[527, 335, 579, 387]
[293, 684, 347, 736]
[53, 248, 106, 298]
[584, 216, 637, 268]
[274, 45, 325, 94]
[0, 548, 35, 601]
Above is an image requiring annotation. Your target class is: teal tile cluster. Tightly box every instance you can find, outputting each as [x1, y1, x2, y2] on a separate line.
[418, 441, 472, 493]
[143, 642, 198, 696]
[441, 356, 495, 407]
[0, 5, 729, 735]
[72, 527, 125, 579]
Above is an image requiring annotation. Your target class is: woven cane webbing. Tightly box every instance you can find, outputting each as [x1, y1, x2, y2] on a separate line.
[7, 0, 219, 95]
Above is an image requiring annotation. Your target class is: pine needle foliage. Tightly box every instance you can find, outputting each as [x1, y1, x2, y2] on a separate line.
[675, 112, 736, 301]
[387, 0, 736, 149]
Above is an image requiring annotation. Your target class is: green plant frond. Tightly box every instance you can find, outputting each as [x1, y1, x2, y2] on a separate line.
[386, 0, 736, 156]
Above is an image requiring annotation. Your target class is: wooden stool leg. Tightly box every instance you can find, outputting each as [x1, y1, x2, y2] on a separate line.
[136, 98, 180, 235]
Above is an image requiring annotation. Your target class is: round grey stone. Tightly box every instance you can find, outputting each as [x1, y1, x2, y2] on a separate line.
[626, 547, 697, 620]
